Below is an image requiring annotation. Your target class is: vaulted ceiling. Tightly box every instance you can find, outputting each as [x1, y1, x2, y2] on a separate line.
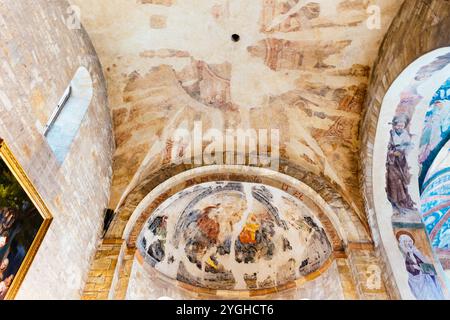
[70, 0, 405, 236]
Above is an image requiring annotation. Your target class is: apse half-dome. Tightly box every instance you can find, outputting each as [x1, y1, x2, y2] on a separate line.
[137, 181, 332, 291]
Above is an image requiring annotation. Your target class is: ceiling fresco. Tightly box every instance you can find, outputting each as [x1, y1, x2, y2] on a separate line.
[70, 0, 404, 217]
[137, 181, 332, 291]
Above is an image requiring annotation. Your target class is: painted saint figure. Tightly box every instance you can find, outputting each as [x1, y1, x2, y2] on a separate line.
[0, 274, 14, 300]
[397, 231, 445, 300]
[420, 100, 450, 163]
[0, 208, 17, 234]
[386, 115, 416, 213]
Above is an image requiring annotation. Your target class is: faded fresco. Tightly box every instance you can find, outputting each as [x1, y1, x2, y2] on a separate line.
[420, 136, 450, 270]
[0, 158, 44, 299]
[386, 53, 450, 218]
[385, 52, 450, 299]
[70, 0, 404, 217]
[386, 113, 416, 215]
[396, 230, 444, 300]
[419, 78, 450, 187]
[138, 182, 332, 291]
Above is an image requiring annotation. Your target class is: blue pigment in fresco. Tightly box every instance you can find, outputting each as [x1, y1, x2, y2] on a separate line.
[419, 78, 450, 189]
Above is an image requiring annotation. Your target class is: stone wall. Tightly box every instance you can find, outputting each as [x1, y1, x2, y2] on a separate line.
[0, 0, 114, 299]
[360, 0, 450, 299]
[82, 240, 122, 300]
[83, 166, 390, 300]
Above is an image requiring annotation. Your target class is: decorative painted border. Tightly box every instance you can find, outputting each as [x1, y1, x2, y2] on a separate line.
[372, 48, 450, 300]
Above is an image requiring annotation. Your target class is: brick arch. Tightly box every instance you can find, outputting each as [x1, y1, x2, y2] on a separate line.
[104, 154, 371, 245]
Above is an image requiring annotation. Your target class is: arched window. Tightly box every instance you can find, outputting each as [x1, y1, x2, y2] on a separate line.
[44, 67, 93, 163]
[417, 77, 450, 275]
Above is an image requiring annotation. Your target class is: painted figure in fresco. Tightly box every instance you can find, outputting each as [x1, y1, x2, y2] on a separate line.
[235, 212, 276, 264]
[386, 115, 416, 213]
[182, 205, 221, 269]
[414, 53, 450, 82]
[144, 215, 168, 266]
[397, 231, 445, 300]
[0, 208, 17, 234]
[0, 258, 8, 281]
[0, 274, 14, 300]
[139, 182, 334, 292]
[420, 100, 450, 164]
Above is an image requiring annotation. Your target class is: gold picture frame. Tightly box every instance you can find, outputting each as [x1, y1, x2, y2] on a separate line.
[0, 139, 52, 300]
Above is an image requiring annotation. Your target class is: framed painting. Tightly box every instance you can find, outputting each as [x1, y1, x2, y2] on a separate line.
[0, 139, 52, 300]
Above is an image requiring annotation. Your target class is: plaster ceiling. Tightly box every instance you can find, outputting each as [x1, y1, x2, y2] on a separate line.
[70, 0, 405, 225]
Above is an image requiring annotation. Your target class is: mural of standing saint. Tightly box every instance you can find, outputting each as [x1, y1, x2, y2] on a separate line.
[386, 115, 416, 214]
[397, 231, 445, 300]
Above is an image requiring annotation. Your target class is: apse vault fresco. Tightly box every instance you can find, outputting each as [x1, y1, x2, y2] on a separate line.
[137, 182, 332, 291]
[418, 77, 450, 267]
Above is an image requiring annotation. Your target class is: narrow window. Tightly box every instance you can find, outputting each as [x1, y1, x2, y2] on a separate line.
[45, 67, 93, 164]
[43, 85, 72, 136]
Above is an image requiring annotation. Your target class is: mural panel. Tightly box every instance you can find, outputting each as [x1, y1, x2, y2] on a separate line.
[0, 141, 52, 299]
[69, 0, 404, 214]
[395, 228, 445, 300]
[420, 141, 450, 269]
[138, 181, 332, 292]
